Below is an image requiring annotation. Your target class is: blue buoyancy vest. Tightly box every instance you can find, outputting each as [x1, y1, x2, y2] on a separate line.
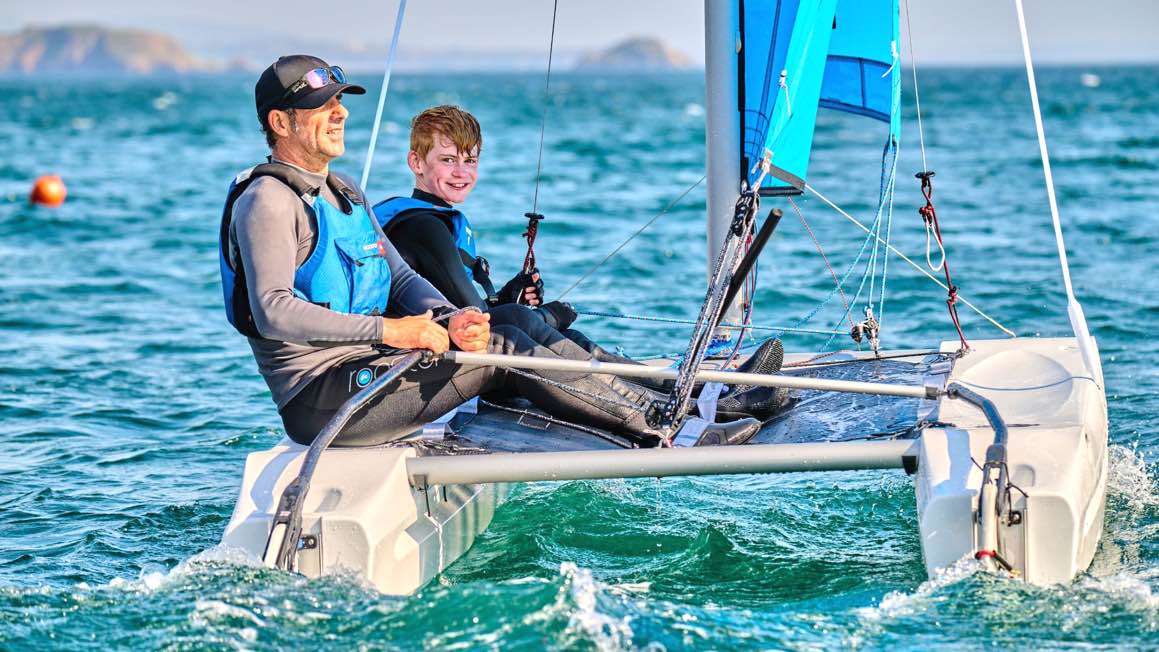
[219, 163, 392, 338]
[372, 196, 476, 275]
[372, 196, 497, 302]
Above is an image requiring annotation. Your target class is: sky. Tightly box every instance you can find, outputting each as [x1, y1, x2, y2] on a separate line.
[3, 0, 1158, 67]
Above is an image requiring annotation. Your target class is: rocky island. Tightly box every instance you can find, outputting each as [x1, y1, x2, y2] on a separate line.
[575, 36, 693, 71]
[0, 25, 211, 75]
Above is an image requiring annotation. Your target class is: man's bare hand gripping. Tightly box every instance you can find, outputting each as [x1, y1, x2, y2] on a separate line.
[381, 310, 490, 354]
[447, 309, 490, 352]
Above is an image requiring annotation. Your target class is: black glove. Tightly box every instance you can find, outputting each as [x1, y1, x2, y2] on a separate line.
[536, 300, 577, 331]
[495, 267, 544, 306]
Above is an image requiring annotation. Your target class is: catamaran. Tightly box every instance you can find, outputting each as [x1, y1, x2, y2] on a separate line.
[221, 0, 1109, 594]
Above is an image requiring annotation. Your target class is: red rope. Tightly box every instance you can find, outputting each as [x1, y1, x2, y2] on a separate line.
[917, 173, 970, 352]
[521, 212, 543, 275]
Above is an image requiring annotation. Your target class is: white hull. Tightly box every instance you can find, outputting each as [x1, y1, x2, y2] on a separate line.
[916, 337, 1108, 584]
[221, 336, 1108, 594]
[222, 444, 508, 595]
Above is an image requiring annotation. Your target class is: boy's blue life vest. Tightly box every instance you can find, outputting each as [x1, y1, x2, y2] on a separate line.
[218, 162, 392, 339]
[372, 196, 497, 302]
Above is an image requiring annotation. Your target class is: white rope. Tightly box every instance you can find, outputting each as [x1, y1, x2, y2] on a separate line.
[358, 0, 408, 191]
[1012, 0, 1098, 377]
[924, 219, 946, 272]
[805, 183, 1017, 338]
[902, 0, 928, 173]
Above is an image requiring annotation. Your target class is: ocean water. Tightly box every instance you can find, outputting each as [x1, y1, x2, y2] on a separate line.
[0, 66, 1156, 650]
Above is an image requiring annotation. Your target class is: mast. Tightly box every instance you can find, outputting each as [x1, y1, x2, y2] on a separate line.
[704, 0, 743, 323]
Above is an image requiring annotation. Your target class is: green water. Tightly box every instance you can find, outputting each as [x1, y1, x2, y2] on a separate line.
[1, 68, 1156, 650]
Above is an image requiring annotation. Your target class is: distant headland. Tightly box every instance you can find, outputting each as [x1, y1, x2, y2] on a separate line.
[575, 37, 694, 71]
[0, 25, 213, 75]
[0, 25, 697, 75]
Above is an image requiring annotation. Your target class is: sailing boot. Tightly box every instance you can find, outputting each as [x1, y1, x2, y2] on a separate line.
[714, 385, 794, 423]
[512, 370, 760, 448]
[607, 376, 762, 447]
[689, 417, 763, 446]
[732, 337, 785, 377]
[711, 338, 789, 422]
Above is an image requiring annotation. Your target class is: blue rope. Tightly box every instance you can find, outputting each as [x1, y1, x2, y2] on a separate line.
[818, 146, 899, 351]
[573, 309, 841, 336]
[871, 139, 899, 321]
[867, 139, 899, 324]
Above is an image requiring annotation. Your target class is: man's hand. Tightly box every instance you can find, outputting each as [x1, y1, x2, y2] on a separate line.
[496, 268, 544, 306]
[382, 311, 450, 353]
[448, 309, 491, 352]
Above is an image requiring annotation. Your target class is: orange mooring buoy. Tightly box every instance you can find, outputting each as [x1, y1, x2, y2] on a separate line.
[30, 175, 67, 207]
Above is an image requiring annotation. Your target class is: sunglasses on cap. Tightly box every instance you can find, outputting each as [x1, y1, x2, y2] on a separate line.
[281, 66, 348, 100]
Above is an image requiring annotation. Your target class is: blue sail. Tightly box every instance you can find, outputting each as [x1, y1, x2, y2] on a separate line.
[741, 0, 900, 194]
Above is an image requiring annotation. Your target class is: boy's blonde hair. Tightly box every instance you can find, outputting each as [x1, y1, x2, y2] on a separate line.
[410, 105, 482, 158]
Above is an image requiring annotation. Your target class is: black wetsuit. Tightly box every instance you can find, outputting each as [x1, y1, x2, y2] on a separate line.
[383, 189, 629, 361]
[383, 189, 491, 310]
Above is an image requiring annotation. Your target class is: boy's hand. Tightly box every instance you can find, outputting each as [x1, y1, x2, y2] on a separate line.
[497, 268, 544, 306]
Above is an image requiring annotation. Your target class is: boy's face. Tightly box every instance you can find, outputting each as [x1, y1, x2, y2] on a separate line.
[408, 134, 479, 205]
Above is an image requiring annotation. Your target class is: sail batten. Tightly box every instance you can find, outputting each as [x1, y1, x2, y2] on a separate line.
[740, 0, 900, 195]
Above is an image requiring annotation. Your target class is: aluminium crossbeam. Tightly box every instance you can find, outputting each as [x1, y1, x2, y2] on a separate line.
[442, 351, 938, 400]
[407, 440, 920, 486]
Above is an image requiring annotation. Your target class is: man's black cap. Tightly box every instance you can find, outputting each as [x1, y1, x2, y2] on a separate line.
[255, 54, 366, 123]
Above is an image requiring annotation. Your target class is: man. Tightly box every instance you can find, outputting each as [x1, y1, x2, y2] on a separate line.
[374, 105, 790, 421]
[218, 55, 761, 447]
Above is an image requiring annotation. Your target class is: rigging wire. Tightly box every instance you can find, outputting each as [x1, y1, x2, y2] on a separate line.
[760, 153, 897, 354]
[765, 213, 880, 346]
[557, 175, 706, 300]
[804, 183, 1017, 338]
[817, 161, 898, 351]
[359, 0, 408, 191]
[902, 0, 929, 174]
[529, 0, 560, 215]
[788, 197, 851, 322]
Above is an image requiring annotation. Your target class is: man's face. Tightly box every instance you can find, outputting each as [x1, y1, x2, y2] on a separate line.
[409, 135, 478, 205]
[272, 94, 349, 166]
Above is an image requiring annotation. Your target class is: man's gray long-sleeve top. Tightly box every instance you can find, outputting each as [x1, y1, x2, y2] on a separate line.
[228, 163, 451, 409]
